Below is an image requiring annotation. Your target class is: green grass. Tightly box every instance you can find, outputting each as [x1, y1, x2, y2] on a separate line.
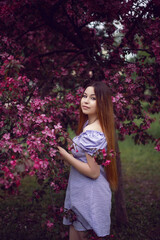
[120, 135, 160, 180]
[120, 113, 160, 181]
[0, 113, 160, 240]
[113, 113, 160, 240]
[112, 134, 160, 240]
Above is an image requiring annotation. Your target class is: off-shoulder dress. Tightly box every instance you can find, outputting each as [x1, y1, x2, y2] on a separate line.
[63, 128, 112, 237]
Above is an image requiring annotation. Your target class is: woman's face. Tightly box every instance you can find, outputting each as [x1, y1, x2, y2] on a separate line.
[81, 86, 97, 116]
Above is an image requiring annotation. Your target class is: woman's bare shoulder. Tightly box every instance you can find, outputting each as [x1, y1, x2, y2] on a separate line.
[83, 121, 103, 133]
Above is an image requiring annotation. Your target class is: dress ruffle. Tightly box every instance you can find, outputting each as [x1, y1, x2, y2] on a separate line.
[77, 130, 107, 156]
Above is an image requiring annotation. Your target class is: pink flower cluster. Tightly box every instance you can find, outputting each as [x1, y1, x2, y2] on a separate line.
[94, 148, 114, 166]
[154, 139, 160, 152]
[0, 56, 78, 191]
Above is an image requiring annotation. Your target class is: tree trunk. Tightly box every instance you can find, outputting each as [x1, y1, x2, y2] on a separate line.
[114, 134, 128, 225]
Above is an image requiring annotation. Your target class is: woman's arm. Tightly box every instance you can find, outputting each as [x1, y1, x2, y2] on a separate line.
[57, 146, 100, 179]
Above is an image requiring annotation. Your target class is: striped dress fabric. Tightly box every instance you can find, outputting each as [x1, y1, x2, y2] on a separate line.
[63, 129, 112, 237]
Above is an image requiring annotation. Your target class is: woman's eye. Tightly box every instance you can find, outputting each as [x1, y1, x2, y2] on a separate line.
[82, 95, 96, 100]
[91, 97, 96, 100]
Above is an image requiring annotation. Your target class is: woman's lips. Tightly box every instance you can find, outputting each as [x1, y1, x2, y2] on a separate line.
[82, 105, 90, 110]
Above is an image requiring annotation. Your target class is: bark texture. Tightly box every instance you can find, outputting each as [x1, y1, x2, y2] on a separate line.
[115, 134, 128, 225]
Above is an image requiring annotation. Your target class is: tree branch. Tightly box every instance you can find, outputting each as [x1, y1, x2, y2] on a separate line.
[64, 48, 92, 67]
[16, 24, 45, 41]
[36, 49, 78, 58]
[118, 1, 153, 50]
[123, 48, 152, 55]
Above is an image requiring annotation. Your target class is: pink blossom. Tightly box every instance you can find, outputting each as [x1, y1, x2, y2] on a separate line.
[16, 179, 21, 187]
[10, 160, 17, 168]
[49, 148, 56, 157]
[13, 128, 22, 137]
[102, 160, 111, 166]
[3, 133, 10, 140]
[154, 145, 160, 151]
[60, 207, 63, 213]
[154, 139, 160, 152]
[46, 220, 54, 228]
[61, 67, 68, 76]
[29, 171, 35, 176]
[42, 126, 55, 138]
[17, 104, 24, 111]
[34, 158, 48, 170]
[54, 122, 62, 129]
[12, 144, 22, 153]
[66, 93, 74, 101]
[50, 182, 60, 192]
[102, 148, 107, 157]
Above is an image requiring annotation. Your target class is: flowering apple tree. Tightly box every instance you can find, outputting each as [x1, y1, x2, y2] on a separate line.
[0, 0, 160, 236]
[0, 55, 78, 190]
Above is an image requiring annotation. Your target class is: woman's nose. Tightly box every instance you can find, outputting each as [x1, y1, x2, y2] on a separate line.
[84, 97, 89, 103]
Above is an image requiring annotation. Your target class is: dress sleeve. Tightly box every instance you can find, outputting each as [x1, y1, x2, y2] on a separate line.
[78, 130, 107, 156]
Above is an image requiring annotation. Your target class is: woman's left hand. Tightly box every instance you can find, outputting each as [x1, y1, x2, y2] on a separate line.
[57, 146, 66, 157]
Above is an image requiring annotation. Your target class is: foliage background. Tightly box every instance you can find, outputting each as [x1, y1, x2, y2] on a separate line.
[0, 0, 160, 239]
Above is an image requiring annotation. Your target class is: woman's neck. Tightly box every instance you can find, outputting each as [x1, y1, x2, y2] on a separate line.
[88, 115, 98, 125]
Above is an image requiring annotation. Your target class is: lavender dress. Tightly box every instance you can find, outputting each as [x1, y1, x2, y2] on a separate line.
[63, 128, 111, 237]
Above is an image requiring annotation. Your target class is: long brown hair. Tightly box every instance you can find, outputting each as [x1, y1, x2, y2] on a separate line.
[77, 81, 118, 191]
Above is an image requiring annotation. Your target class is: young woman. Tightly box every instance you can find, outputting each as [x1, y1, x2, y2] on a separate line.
[58, 81, 118, 240]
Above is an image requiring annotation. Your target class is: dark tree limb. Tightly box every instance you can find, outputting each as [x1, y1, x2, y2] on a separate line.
[115, 133, 128, 225]
[36, 49, 78, 58]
